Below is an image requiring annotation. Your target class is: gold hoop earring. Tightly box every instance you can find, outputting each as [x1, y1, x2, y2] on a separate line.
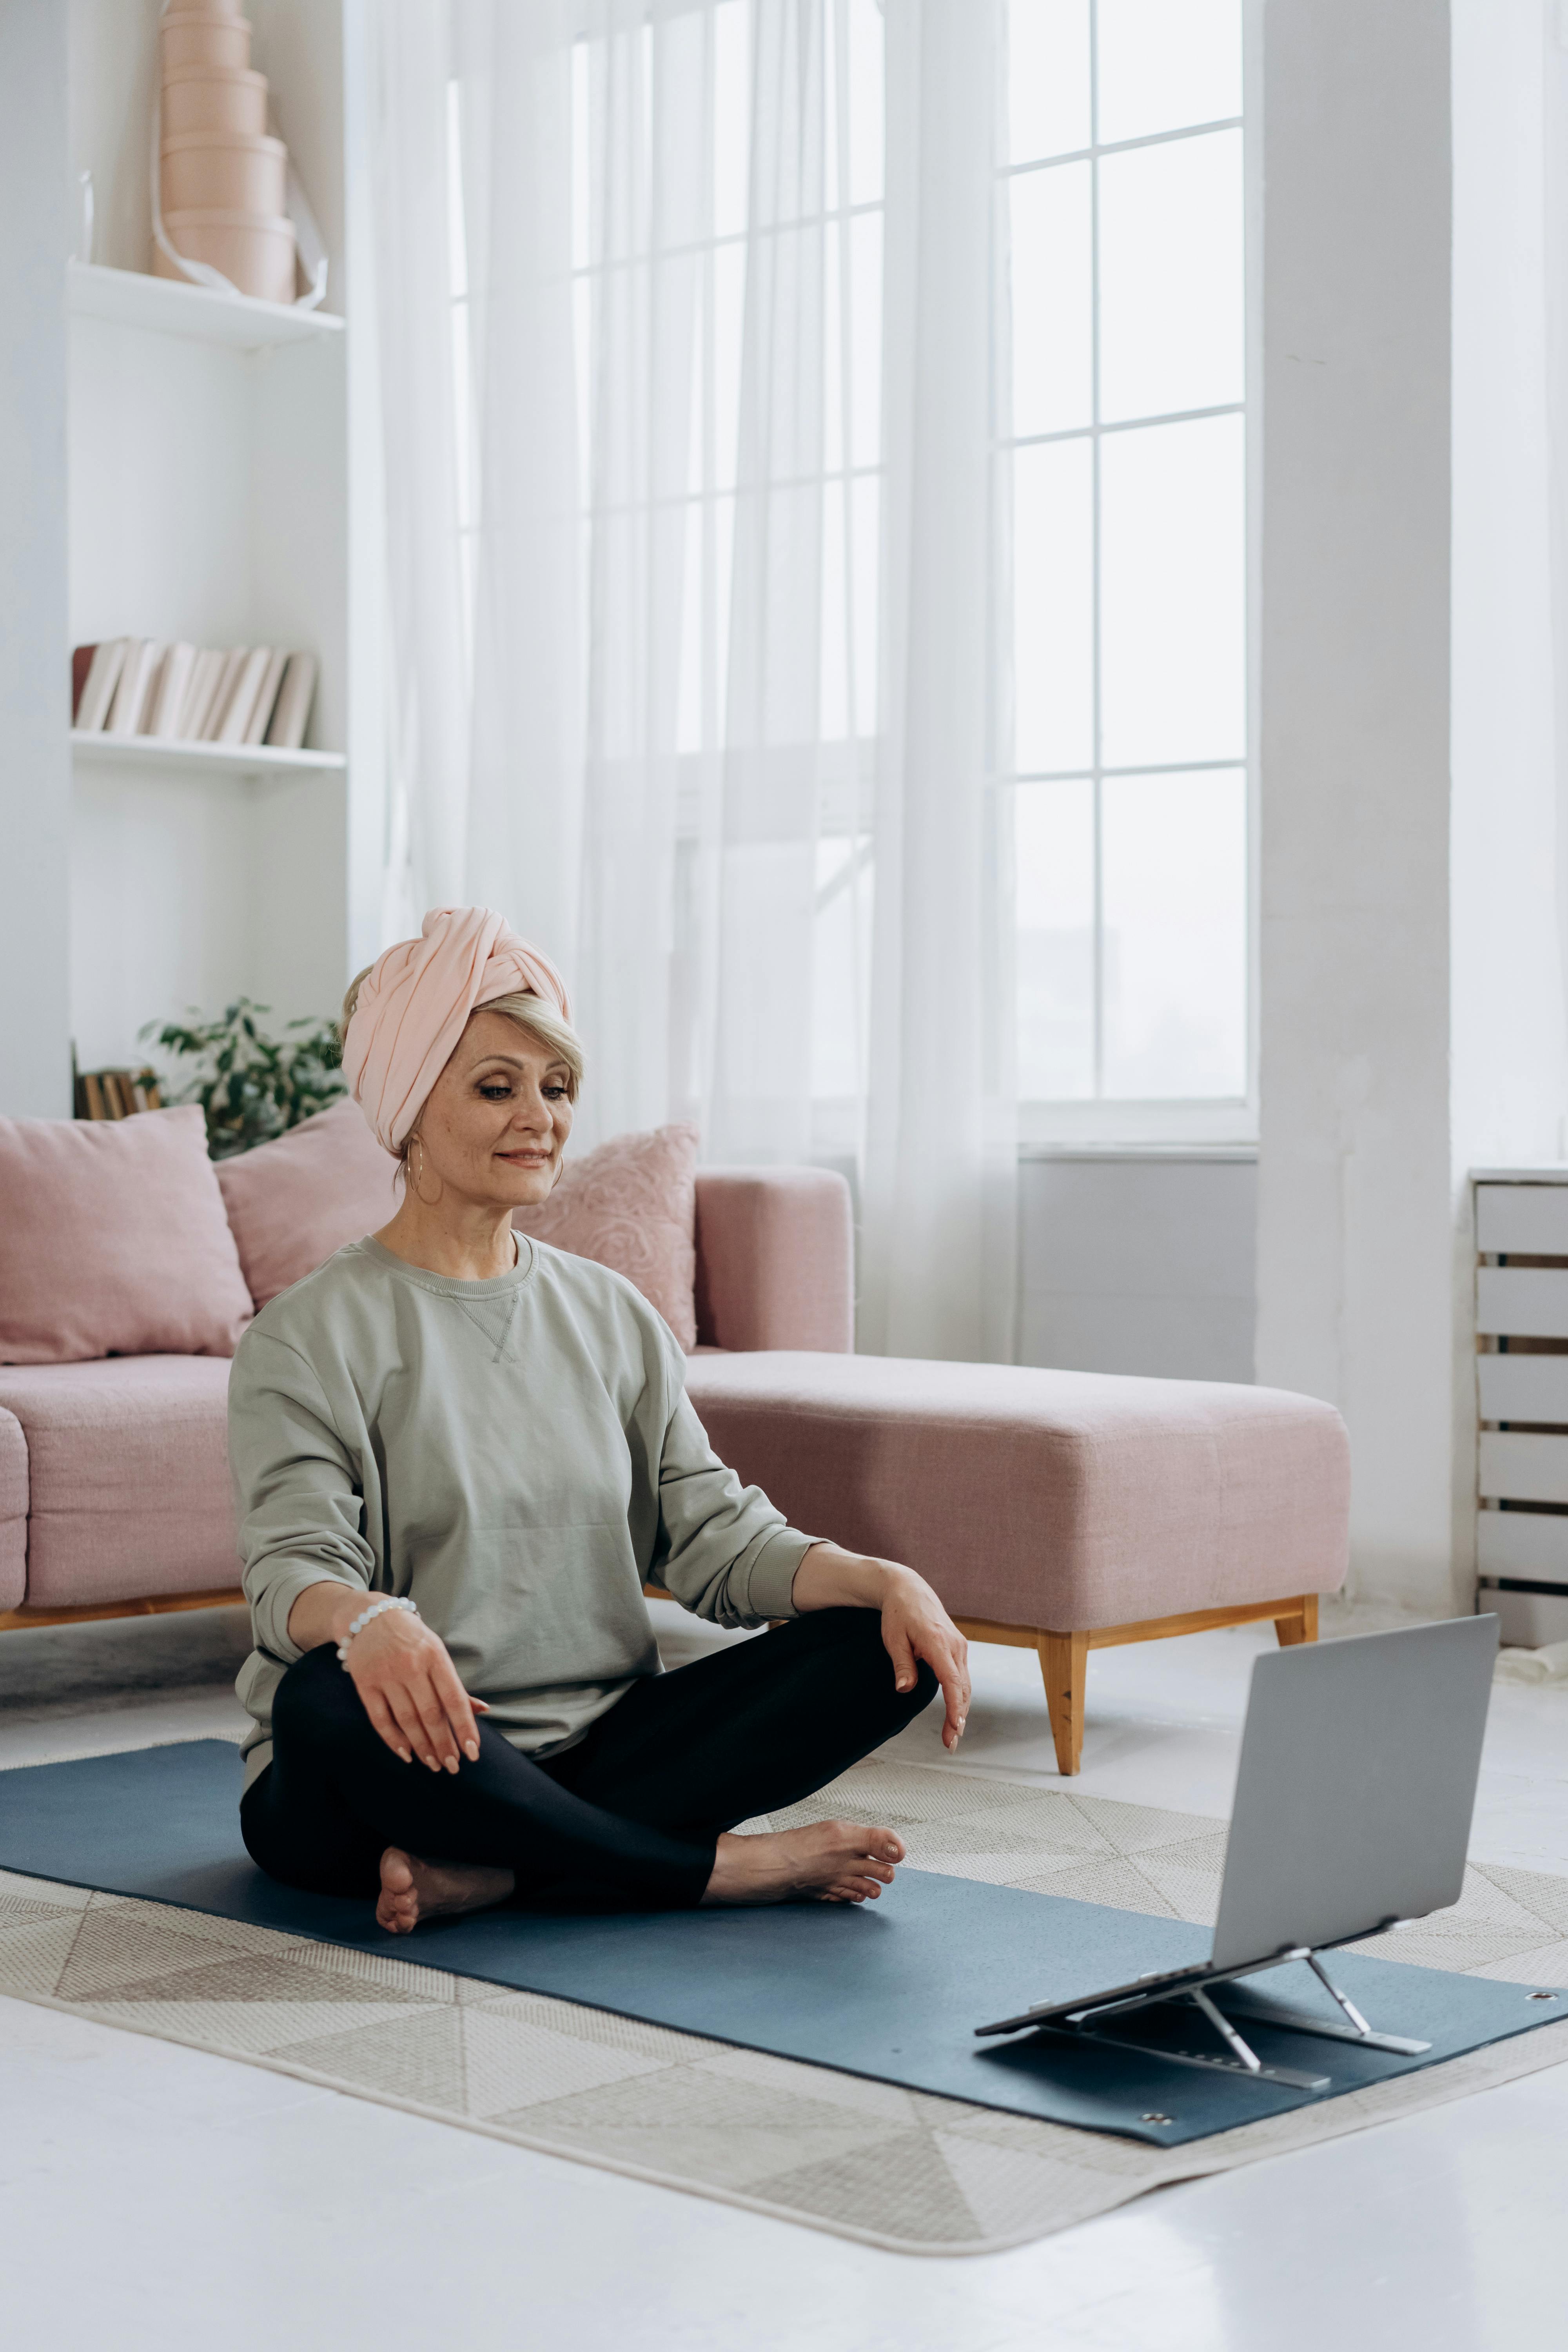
[408, 1133, 438, 1206]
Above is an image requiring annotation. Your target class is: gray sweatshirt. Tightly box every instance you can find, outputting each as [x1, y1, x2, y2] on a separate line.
[228, 1234, 815, 1791]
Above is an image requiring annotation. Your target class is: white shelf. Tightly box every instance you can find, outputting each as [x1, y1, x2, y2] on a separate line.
[71, 730, 345, 780]
[68, 261, 344, 352]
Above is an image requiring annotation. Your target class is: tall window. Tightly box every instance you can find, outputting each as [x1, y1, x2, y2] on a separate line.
[436, 0, 1247, 1146]
[570, 2, 886, 1136]
[1002, 0, 1247, 1126]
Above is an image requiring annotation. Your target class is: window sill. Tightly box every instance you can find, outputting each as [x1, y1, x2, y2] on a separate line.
[1018, 1100, 1258, 1150]
[1018, 1140, 1257, 1163]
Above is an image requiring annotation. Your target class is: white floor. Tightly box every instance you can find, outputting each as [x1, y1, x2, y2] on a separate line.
[2, 1598, 1566, 2352]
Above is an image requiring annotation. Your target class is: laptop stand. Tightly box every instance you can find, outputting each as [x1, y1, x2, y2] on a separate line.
[1030, 1947, 1432, 2092]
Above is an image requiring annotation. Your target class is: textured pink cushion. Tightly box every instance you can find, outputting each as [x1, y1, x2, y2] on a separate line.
[216, 1097, 399, 1309]
[693, 1168, 853, 1352]
[0, 1408, 25, 1610]
[0, 1358, 237, 1610]
[684, 1353, 1350, 1630]
[0, 1107, 254, 1366]
[515, 1124, 700, 1352]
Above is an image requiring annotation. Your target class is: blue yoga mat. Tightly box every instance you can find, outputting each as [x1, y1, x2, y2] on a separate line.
[0, 1739, 1561, 2147]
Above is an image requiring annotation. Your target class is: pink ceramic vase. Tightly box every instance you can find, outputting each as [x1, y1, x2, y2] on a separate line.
[161, 130, 287, 216]
[154, 209, 296, 304]
[161, 67, 269, 138]
[160, 11, 252, 73]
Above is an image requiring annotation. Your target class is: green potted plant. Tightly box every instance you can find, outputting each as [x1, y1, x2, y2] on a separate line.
[141, 998, 347, 1160]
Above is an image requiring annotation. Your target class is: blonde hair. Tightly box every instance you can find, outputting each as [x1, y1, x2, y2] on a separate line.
[339, 968, 370, 1050]
[339, 971, 584, 1174]
[476, 990, 584, 1099]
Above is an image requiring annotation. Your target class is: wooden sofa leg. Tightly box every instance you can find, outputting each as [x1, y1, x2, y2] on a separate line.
[1274, 1593, 1319, 1648]
[1037, 1630, 1088, 1776]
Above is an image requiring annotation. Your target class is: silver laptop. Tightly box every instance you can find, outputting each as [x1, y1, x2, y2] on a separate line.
[976, 1616, 1502, 2085]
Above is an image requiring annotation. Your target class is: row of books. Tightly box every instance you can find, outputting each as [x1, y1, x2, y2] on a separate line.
[71, 639, 319, 753]
[74, 1066, 164, 1121]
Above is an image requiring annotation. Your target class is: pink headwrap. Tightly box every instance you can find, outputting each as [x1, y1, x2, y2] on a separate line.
[342, 906, 573, 1156]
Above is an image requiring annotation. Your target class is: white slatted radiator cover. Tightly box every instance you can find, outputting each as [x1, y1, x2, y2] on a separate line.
[1474, 1174, 1568, 1642]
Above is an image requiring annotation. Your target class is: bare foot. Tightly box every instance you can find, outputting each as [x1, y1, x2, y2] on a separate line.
[701, 1819, 907, 1906]
[376, 1846, 516, 1935]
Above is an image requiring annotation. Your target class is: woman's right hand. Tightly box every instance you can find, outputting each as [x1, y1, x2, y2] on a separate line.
[345, 1606, 489, 1772]
[285, 1582, 487, 1772]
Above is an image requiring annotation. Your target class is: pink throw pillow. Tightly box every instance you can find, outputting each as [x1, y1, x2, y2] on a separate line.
[0, 1105, 254, 1365]
[216, 1096, 400, 1309]
[514, 1123, 699, 1352]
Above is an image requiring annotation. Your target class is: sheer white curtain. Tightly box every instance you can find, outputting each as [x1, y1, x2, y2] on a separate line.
[567, 0, 881, 1167]
[365, 0, 1016, 1361]
[365, 0, 584, 953]
[572, 0, 711, 1143]
[860, 0, 1014, 1360]
[365, 0, 474, 932]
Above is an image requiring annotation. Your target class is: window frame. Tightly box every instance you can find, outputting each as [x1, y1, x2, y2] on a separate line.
[448, 2, 1260, 1147]
[1000, 0, 1259, 1147]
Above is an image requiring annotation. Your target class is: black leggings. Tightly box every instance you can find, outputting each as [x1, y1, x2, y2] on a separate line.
[241, 1608, 938, 1911]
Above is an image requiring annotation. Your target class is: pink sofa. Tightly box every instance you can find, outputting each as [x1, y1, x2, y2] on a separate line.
[0, 1159, 854, 1620]
[0, 1111, 1349, 1774]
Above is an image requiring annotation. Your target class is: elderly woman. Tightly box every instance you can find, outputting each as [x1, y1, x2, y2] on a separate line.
[232, 907, 969, 1933]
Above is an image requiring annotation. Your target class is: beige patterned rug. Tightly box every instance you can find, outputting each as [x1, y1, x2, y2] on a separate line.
[2, 1751, 1566, 2255]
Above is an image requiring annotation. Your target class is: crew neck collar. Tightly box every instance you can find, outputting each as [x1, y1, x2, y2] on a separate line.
[356, 1231, 537, 1299]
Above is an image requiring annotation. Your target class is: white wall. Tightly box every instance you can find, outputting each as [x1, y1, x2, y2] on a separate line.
[1258, 0, 1455, 1608]
[69, 319, 255, 647]
[71, 771, 252, 1072]
[1019, 1153, 1256, 1383]
[1449, 0, 1568, 1573]
[0, 2, 72, 1118]
[1450, 2, 1564, 1177]
[1258, 0, 1568, 1611]
[249, 0, 345, 265]
[68, 0, 159, 275]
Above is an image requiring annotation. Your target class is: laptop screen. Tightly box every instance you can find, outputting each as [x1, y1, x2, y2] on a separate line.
[1209, 1615, 1497, 1974]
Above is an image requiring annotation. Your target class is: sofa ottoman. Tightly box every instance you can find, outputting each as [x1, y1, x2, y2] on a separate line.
[680, 1352, 1351, 1773]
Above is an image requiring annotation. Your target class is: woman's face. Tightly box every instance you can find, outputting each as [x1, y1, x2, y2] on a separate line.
[410, 1010, 575, 1211]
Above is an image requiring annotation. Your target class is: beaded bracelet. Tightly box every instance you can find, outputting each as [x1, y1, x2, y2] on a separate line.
[336, 1594, 419, 1665]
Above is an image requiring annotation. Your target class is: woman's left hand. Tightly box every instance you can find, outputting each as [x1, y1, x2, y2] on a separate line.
[877, 1566, 971, 1750]
[793, 1542, 971, 1750]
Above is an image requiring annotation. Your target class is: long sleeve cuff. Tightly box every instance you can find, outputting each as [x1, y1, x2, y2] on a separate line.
[246, 1561, 367, 1664]
[735, 1526, 818, 1622]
